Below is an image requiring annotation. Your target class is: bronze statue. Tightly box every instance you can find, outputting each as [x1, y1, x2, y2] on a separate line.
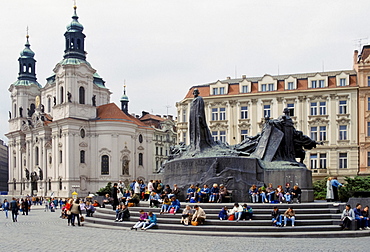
[189, 88, 215, 153]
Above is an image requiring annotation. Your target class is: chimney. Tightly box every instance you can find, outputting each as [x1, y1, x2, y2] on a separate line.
[142, 111, 149, 117]
[168, 115, 173, 120]
[242, 75, 246, 79]
[163, 115, 167, 119]
[136, 115, 139, 118]
[353, 50, 359, 71]
[226, 76, 231, 80]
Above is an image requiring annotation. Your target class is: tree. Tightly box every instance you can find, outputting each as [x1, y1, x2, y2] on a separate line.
[96, 182, 112, 196]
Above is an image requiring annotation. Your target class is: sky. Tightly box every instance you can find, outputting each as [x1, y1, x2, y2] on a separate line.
[0, 0, 369, 143]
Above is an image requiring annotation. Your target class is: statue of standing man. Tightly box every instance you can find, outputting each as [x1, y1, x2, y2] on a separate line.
[189, 88, 215, 153]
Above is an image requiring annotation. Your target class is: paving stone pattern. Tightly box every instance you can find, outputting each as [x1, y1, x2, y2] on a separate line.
[0, 205, 369, 252]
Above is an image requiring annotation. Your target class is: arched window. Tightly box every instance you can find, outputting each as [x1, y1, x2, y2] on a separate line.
[59, 150, 63, 163]
[80, 150, 85, 163]
[71, 38, 74, 49]
[79, 86, 85, 104]
[23, 64, 27, 73]
[28, 63, 32, 73]
[13, 104, 16, 118]
[139, 153, 143, 166]
[80, 129, 85, 138]
[101, 155, 109, 175]
[48, 97, 51, 112]
[77, 39, 81, 49]
[60, 86, 64, 103]
[48, 179, 51, 190]
[35, 147, 39, 165]
[13, 178, 16, 190]
[59, 178, 62, 190]
[66, 39, 70, 50]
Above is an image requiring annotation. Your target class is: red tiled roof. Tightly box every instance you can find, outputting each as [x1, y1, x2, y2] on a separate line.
[140, 113, 165, 122]
[96, 103, 152, 129]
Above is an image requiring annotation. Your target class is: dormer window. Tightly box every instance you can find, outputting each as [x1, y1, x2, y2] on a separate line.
[210, 81, 228, 96]
[308, 74, 327, 88]
[336, 72, 349, 87]
[259, 75, 276, 92]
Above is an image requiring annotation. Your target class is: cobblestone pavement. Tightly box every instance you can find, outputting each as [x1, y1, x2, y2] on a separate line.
[1, 205, 369, 252]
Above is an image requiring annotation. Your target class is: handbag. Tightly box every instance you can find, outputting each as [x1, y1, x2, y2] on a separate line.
[80, 216, 85, 222]
[191, 220, 199, 226]
[228, 215, 235, 221]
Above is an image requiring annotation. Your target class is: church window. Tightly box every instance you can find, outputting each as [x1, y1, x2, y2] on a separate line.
[35, 147, 39, 165]
[138, 153, 143, 166]
[77, 39, 81, 49]
[59, 150, 63, 163]
[80, 129, 85, 138]
[101, 155, 109, 175]
[79, 86, 85, 104]
[60, 86, 64, 104]
[66, 39, 70, 50]
[139, 134, 143, 143]
[59, 178, 62, 190]
[80, 150, 85, 164]
[13, 104, 17, 118]
[23, 64, 27, 73]
[13, 179, 16, 190]
[48, 179, 51, 190]
[48, 98, 51, 112]
[71, 38, 74, 49]
[28, 64, 32, 73]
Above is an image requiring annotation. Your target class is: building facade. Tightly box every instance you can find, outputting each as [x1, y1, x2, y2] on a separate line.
[177, 70, 360, 181]
[0, 140, 9, 192]
[6, 6, 156, 197]
[139, 112, 177, 173]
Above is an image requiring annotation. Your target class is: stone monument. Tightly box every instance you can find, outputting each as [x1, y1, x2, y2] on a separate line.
[163, 89, 320, 202]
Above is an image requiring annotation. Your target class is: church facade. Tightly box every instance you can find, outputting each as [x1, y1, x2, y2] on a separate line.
[6, 6, 155, 197]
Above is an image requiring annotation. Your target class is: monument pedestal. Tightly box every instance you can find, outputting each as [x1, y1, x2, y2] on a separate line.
[163, 157, 314, 202]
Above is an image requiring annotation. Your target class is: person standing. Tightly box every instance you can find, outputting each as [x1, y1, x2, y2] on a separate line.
[118, 180, 125, 193]
[331, 177, 344, 202]
[2, 199, 10, 219]
[70, 199, 82, 226]
[112, 183, 119, 211]
[326, 177, 334, 202]
[10, 197, 19, 222]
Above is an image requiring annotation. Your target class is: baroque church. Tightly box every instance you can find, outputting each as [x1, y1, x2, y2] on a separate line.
[6, 6, 157, 197]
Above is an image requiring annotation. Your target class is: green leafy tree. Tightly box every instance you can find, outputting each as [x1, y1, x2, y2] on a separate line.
[339, 176, 370, 202]
[313, 177, 328, 200]
[97, 182, 112, 196]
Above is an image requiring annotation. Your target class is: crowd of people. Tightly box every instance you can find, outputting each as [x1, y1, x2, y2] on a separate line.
[341, 203, 370, 230]
[185, 184, 228, 203]
[249, 183, 302, 204]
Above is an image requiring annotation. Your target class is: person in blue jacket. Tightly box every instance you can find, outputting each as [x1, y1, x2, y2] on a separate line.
[2, 199, 10, 219]
[331, 177, 344, 202]
[167, 197, 181, 214]
[142, 211, 157, 230]
[354, 203, 365, 230]
[199, 184, 210, 203]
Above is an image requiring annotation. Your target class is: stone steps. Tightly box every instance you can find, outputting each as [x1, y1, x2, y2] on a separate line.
[83, 201, 370, 237]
